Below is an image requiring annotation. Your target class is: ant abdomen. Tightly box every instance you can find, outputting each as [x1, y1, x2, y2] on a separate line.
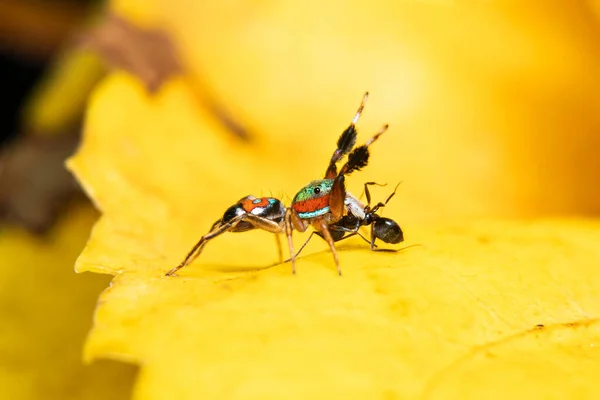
[373, 218, 404, 244]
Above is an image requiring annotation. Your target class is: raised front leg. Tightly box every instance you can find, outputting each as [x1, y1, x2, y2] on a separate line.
[324, 92, 368, 179]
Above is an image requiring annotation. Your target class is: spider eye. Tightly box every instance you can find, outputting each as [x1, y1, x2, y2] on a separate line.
[314, 187, 321, 194]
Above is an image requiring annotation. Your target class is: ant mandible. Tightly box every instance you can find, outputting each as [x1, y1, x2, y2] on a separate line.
[291, 182, 404, 260]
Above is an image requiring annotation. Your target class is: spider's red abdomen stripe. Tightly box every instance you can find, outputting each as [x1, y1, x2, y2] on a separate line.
[241, 197, 270, 212]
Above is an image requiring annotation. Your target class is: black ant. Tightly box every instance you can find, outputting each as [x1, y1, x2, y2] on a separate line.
[291, 182, 404, 260]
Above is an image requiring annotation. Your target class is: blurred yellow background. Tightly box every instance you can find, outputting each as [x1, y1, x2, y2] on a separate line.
[107, 0, 600, 221]
[2, 0, 600, 399]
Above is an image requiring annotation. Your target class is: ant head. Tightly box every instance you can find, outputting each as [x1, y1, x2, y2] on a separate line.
[373, 217, 404, 244]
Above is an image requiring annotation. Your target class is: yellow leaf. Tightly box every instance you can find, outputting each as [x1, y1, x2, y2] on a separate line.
[68, 2, 600, 398]
[68, 74, 600, 398]
[0, 204, 136, 399]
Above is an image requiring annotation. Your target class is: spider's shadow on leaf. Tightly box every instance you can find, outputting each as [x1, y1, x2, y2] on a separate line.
[197, 240, 398, 273]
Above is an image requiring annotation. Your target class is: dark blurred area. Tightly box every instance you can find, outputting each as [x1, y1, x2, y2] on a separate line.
[0, 0, 91, 146]
[1, 4, 138, 399]
[0, 52, 43, 145]
[0, 0, 93, 233]
[0, 0, 253, 233]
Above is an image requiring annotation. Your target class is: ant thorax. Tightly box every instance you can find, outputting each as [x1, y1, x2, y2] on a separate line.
[344, 193, 366, 220]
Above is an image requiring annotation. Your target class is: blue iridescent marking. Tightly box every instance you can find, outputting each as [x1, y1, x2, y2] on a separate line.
[252, 198, 262, 204]
[268, 198, 276, 204]
[298, 206, 330, 219]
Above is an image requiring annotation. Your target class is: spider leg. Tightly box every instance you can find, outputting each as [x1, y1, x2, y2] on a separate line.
[285, 208, 297, 274]
[315, 218, 342, 276]
[243, 213, 285, 234]
[166, 213, 285, 277]
[329, 224, 377, 248]
[275, 234, 283, 264]
[285, 231, 318, 262]
[352, 231, 375, 247]
[166, 215, 244, 276]
[227, 213, 286, 266]
[285, 225, 377, 262]
[324, 92, 368, 178]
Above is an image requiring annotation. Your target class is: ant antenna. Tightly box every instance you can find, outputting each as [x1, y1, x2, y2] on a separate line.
[384, 182, 403, 205]
[370, 181, 402, 214]
[383, 243, 425, 253]
[359, 182, 387, 202]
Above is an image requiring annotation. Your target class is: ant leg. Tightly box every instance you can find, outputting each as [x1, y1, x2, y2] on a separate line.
[316, 218, 342, 276]
[284, 232, 359, 262]
[328, 224, 376, 248]
[319, 230, 370, 247]
[370, 224, 377, 251]
[243, 213, 285, 234]
[368, 225, 401, 253]
[166, 215, 246, 276]
[284, 227, 377, 262]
